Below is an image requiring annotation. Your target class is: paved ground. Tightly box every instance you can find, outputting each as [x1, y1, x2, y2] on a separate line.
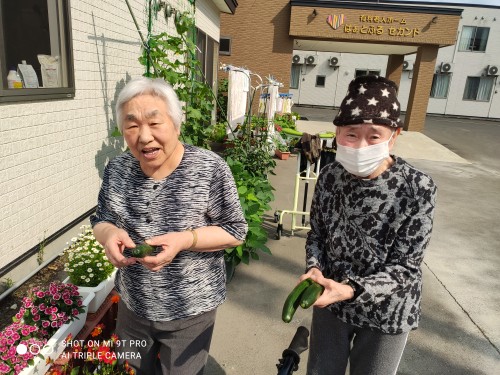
[205, 108, 500, 374]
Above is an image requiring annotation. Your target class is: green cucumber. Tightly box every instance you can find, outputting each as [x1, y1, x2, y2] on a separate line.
[282, 278, 313, 323]
[299, 281, 324, 309]
[129, 243, 155, 258]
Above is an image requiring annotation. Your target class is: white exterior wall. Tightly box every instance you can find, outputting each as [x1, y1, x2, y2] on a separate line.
[289, 51, 387, 107]
[196, 0, 221, 42]
[292, 6, 500, 120]
[0, 0, 218, 273]
[399, 6, 500, 118]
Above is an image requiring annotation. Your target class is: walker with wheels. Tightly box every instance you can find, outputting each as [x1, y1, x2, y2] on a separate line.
[274, 129, 335, 239]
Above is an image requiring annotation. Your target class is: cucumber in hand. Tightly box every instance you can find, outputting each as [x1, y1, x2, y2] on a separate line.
[128, 243, 155, 258]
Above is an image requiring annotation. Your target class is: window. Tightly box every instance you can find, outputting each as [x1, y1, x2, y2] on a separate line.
[458, 26, 489, 52]
[196, 28, 218, 89]
[0, 0, 75, 102]
[463, 76, 494, 101]
[290, 64, 300, 89]
[315, 75, 326, 87]
[219, 37, 231, 55]
[355, 69, 381, 78]
[430, 73, 451, 98]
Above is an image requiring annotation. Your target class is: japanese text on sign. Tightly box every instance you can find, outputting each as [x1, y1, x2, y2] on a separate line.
[341, 14, 420, 38]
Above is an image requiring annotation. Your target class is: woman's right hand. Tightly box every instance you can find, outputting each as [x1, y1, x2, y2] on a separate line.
[93, 223, 137, 268]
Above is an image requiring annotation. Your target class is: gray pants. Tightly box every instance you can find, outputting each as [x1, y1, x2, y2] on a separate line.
[115, 300, 217, 375]
[307, 307, 408, 375]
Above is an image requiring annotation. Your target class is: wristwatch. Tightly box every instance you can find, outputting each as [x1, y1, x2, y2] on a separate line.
[341, 279, 360, 301]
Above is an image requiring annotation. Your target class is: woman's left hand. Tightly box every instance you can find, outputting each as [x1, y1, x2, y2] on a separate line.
[137, 231, 192, 272]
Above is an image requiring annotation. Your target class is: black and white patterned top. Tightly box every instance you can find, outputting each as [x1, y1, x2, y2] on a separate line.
[306, 156, 437, 334]
[90, 144, 247, 321]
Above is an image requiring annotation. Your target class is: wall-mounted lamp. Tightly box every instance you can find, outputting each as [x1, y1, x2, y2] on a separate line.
[312, 9, 317, 17]
[474, 16, 478, 20]
[431, 16, 438, 24]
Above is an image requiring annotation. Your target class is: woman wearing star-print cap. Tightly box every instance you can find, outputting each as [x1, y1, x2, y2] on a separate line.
[299, 75, 437, 375]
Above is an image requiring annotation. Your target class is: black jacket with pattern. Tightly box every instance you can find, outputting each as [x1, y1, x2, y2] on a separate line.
[306, 156, 437, 334]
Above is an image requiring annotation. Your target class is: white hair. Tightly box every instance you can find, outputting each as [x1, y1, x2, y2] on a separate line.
[115, 77, 183, 131]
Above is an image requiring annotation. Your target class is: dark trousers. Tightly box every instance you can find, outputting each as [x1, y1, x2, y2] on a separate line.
[115, 300, 217, 375]
[307, 307, 408, 375]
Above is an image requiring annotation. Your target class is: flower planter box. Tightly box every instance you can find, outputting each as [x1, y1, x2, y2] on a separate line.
[18, 291, 95, 375]
[275, 149, 291, 160]
[63, 269, 117, 314]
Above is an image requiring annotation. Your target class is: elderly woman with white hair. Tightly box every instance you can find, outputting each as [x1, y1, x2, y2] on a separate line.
[91, 77, 247, 375]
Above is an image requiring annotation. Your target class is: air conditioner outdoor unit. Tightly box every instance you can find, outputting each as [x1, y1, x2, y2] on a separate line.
[329, 56, 340, 67]
[440, 62, 453, 73]
[486, 65, 499, 76]
[305, 55, 316, 65]
[292, 54, 303, 64]
[403, 61, 413, 71]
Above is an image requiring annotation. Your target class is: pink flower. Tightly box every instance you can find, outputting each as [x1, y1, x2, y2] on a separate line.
[36, 291, 45, 298]
[42, 320, 50, 328]
[72, 309, 79, 316]
[21, 328, 30, 336]
[32, 314, 40, 322]
[22, 297, 34, 308]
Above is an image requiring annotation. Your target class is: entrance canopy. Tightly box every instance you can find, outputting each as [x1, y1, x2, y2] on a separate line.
[289, 0, 462, 131]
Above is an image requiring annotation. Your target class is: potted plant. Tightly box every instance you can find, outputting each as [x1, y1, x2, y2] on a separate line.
[9, 282, 94, 375]
[63, 226, 116, 313]
[50, 323, 135, 375]
[223, 123, 275, 282]
[0, 321, 47, 375]
[275, 142, 291, 160]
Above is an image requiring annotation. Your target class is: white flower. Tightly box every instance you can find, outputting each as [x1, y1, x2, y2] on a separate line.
[81, 276, 86, 279]
[97, 263, 102, 267]
[87, 268, 93, 272]
[85, 278, 90, 283]
[84, 260, 90, 263]
[89, 274, 94, 278]
[78, 262, 84, 266]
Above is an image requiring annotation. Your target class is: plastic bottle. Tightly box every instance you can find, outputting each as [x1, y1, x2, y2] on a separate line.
[7, 69, 22, 89]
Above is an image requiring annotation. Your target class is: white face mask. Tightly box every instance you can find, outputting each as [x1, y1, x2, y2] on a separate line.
[336, 133, 394, 177]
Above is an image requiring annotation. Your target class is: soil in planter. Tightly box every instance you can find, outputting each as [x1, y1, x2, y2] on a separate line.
[0, 254, 68, 332]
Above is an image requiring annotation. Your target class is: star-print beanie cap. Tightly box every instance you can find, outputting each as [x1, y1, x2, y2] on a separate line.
[333, 75, 403, 128]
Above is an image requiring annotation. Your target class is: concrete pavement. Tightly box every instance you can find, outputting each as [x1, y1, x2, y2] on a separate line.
[205, 110, 500, 374]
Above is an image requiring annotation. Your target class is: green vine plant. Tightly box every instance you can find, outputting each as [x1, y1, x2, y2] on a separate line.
[139, 10, 214, 148]
[223, 118, 276, 268]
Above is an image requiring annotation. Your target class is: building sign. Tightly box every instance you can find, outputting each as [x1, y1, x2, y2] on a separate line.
[327, 14, 345, 30]
[329, 14, 421, 38]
